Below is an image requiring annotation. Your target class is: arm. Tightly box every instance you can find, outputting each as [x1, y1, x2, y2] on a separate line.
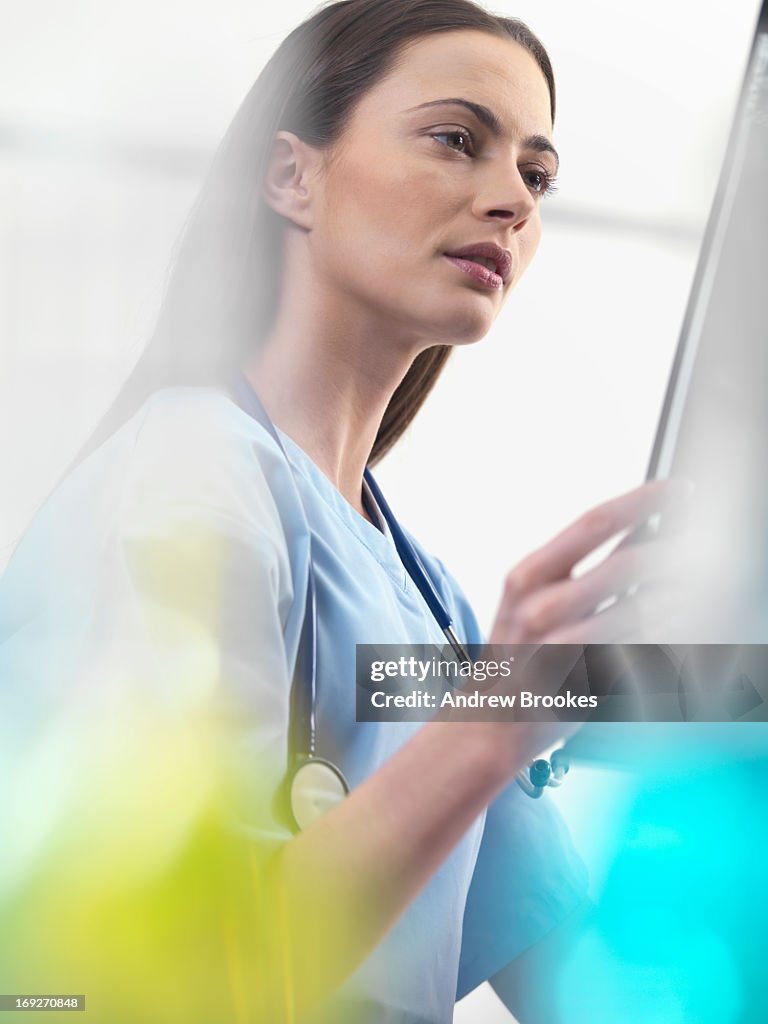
[261, 719, 535, 1018]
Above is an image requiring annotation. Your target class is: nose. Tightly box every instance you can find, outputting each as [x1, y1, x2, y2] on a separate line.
[472, 161, 537, 231]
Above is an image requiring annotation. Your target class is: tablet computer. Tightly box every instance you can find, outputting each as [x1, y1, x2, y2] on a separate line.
[644, 0, 768, 646]
[564, 1, 768, 766]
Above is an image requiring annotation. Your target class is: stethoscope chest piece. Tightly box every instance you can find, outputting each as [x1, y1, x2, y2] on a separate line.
[289, 757, 350, 832]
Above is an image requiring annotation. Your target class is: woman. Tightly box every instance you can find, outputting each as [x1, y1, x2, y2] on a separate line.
[0, 1, 680, 1021]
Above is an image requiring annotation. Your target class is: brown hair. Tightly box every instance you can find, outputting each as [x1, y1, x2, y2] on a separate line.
[79, 0, 555, 467]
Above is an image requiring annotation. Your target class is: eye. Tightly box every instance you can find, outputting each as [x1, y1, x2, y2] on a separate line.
[430, 129, 475, 156]
[521, 167, 559, 197]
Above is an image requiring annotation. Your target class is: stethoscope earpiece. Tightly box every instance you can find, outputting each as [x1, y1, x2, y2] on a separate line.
[516, 748, 570, 799]
[530, 758, 553, 789]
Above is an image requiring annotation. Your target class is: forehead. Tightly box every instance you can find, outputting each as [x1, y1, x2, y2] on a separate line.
[354, 29, 553, 139]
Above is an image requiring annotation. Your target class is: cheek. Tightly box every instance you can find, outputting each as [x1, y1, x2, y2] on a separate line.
[320, 153, 453, 270]
[516, 216, 543, 277]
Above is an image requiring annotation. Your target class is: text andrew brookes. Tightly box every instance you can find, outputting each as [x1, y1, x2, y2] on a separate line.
[371, 689, 597, 710]
[354, 644, 768, 723]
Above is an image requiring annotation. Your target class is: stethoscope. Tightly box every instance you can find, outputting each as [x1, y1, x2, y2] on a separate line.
[229, 371, 570, 832]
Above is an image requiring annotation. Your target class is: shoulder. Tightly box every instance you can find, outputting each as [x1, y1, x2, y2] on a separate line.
[123, 386, 286, 506]
[116, 386, 308, 551]
[1, 386, 309, 617]
[129, 384, 274, 453]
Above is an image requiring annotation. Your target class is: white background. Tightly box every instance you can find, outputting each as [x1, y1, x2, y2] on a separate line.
[0, 2, 762, 1019]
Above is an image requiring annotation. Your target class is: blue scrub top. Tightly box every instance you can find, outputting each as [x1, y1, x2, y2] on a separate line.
[0, 386, 588, 1022]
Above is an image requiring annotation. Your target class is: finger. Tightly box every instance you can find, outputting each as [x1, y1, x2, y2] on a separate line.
[614, 483, 695, 553]
[513, 540, 684, 638]
[506, 479, 693, 596]
[544, 585, 683, 644]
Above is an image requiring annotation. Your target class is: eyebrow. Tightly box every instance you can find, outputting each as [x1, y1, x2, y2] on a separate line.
[407, 97, 560, 173]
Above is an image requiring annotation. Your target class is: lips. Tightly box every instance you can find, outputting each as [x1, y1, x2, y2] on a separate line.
[443, 242, 513, 285]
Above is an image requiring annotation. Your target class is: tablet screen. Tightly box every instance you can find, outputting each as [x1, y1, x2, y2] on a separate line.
[647, 0, 768, 644]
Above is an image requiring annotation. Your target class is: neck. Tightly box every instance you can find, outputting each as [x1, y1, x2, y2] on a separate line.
[242, 262, 428, 517]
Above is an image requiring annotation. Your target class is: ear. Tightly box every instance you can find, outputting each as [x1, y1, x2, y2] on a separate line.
[262, 130, 323, 230]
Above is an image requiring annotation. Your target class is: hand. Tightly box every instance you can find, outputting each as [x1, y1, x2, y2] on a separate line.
[488, 479, 694, 646]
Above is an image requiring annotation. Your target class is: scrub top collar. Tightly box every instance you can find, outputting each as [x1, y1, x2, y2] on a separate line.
[274, 426, 404, 584]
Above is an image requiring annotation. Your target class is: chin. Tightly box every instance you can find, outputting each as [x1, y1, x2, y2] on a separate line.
[380, 288, 500, 349]
[428, 298, 498, 347]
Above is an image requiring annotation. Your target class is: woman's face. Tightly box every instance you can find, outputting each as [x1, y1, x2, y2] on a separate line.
[306, 29, 557, 348]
